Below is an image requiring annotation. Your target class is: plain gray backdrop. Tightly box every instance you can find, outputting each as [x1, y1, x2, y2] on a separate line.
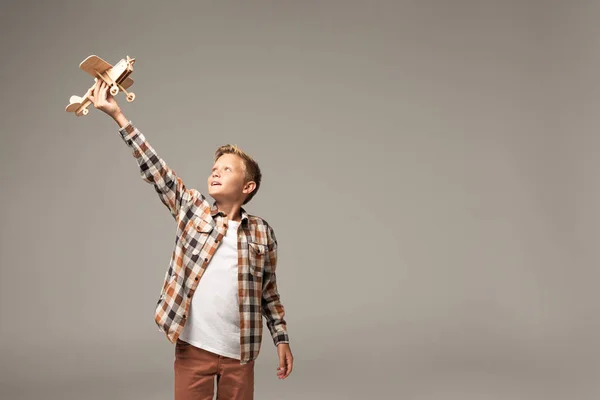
[1, 0, 599, 399]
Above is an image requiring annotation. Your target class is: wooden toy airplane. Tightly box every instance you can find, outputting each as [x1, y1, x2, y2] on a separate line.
[65, 55, 136, 116]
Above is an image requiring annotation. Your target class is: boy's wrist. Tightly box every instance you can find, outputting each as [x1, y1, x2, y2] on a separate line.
[112, 111, 129, 128]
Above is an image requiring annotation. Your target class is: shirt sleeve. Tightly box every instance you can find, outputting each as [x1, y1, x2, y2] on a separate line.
[261, 224, 290, 346]
[118, 121, 191, 219]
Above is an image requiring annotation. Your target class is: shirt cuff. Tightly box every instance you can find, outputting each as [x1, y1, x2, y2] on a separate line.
[117, 120, 136, 140]
[273, 332, 290, 346]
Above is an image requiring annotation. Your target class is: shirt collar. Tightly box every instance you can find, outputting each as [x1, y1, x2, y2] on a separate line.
[210, 200, 249, 223]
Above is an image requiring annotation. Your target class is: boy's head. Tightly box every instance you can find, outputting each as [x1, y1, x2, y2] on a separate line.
[208, 144, 262, 205]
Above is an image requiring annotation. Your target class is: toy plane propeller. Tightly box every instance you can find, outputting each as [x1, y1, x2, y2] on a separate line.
[66, 55, 136, 116]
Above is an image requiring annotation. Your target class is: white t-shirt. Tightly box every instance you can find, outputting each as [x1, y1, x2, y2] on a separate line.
[178, 219, 241, 359]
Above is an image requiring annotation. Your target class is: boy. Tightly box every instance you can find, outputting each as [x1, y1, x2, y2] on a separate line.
[88, 79, 293, 400]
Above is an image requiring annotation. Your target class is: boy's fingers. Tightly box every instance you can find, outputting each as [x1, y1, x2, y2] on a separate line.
[96, 83, 104, 106]
[99, 82, 108, 102]
[92, 80, 100, 103]
[277, 361, 286, 376]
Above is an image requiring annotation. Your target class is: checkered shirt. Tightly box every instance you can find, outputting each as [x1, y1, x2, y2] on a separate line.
[118, 121, 290, 364]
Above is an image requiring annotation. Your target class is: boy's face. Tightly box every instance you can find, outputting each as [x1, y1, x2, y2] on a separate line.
[208, 154, 254, 203]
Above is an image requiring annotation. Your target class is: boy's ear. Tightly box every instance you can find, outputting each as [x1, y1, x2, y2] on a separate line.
[244, 181, 256, 194]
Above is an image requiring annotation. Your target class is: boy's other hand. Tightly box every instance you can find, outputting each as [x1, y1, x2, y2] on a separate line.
[88, 78, 121, 119]
[276, 343, 294, 380]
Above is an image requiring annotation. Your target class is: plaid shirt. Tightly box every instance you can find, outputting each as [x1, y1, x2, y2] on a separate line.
[118, 121, 289, 365]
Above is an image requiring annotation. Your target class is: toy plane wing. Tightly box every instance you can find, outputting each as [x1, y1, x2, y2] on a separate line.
[121, 77, 134, 90]
[80, 55, 112, 76]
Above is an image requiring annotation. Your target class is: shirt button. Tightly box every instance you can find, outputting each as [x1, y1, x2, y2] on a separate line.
[195, 277, 199, 281]
[205, 258, 208, 263]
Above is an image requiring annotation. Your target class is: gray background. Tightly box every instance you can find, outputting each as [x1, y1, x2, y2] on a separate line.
[1, 0, 599, 399]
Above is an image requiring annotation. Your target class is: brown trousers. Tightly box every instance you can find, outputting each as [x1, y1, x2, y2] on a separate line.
[174, 338, 255, 400]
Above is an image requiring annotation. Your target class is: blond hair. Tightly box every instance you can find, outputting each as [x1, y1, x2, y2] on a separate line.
[214, 144, 262, 205]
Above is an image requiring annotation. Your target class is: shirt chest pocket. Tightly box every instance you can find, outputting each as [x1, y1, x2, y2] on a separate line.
[181, 218, 214, 255]
[248, 242, 268, 278]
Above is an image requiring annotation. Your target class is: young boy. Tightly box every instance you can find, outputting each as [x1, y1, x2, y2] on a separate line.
[88, 79, 293, 400]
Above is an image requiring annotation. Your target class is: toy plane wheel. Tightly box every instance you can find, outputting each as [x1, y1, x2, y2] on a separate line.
[126, 92, 136, 102]
[82, 108, 89, 116]
[110, 85, 119, 96]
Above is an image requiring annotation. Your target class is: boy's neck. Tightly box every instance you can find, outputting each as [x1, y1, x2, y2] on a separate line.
[215, 201, 242, 222]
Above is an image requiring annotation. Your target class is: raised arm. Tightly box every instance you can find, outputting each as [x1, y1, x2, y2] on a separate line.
[90, 79, 190, 219]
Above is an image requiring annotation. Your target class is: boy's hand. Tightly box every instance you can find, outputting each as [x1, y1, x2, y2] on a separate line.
[276, 343, 294, 379]
[88, 78, 121, 119]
